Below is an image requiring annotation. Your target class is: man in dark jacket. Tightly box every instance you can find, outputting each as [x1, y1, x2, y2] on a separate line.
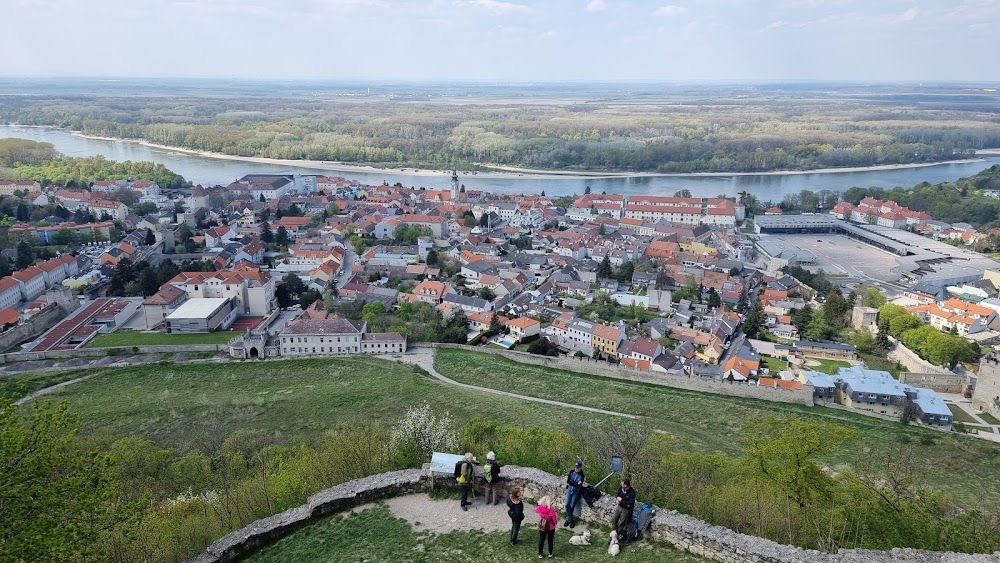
[609, 478, 636, 535]
[563, 461, 585, 527]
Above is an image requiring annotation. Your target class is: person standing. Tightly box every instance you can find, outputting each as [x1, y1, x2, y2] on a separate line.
[535, 496, 558, 558]
[506, 486, 525, 545]
[483, 451, 502, 505]
[456, 452, 476, 511]
[609, 478, 636, 536]
[563, 461, 585, 528]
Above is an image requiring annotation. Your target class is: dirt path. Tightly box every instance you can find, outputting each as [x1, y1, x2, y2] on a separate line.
[381, 348, 637, 420]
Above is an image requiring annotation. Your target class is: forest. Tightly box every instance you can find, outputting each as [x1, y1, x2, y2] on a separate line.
[3, 87, 1000, 173]
[0, 138, 189, 190]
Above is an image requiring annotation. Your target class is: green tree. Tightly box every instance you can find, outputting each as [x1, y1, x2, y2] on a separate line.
[889, 314, 922, 338]
[673, 189, 692, 198]
[876, 319, 891, 351]
[742, 415, 855, 508]
[850, 329, 877, 353]
[0, 398, 130, 561]
[426, 249, 439, 266]
[489, 312, 503, 336]
[805, 313, 833, 341]
[862, 286, 887, 309]
[743, 298, 766, 339]
[361, 301, 387, 325]
[138, 267, 160, 297]
[144, 228, 156, 246]
[707, 288, 722, 309]
[823, 289, 848, 326]
[15, 240, 33, 269]
[477, 286, 496, 301]
[597, 255, 613, 279]
[613, 261, 635, 284]
[51, 227, 77, 247]
[260, 221, 273, 244]
[878, 304, 909, 327]
[275, 226, 290, 246]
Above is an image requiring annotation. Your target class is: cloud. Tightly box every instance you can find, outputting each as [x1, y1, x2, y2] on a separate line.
[584, 0, 606, 12]
[460, 0, 531, 15]
[882, 7, 919, 25]
[652, 4, 684, 16]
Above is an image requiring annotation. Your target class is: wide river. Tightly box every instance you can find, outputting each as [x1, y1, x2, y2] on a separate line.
[4, 125, 1000, 199]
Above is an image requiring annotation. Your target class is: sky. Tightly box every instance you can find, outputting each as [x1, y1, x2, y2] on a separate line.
[5, 0, 999, 82]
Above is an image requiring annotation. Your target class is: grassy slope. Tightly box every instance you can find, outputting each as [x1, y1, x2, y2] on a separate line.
[247, 505, 705, 563]
[84, 330, 239, 347]
[37, 357, 616, 448]
[434, 349, 1000, 507]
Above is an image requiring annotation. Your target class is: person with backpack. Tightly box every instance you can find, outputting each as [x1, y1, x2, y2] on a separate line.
[609, 478, 636, 536]
[483, 451, 502, 505]
[455, 452, 477, 511]
[535, 495, 558, 558]
[563, 461, 585, 528]
[506, 486, 525, 545]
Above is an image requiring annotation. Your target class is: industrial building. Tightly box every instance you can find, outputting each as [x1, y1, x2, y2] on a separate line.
[164, 298, 238, 334]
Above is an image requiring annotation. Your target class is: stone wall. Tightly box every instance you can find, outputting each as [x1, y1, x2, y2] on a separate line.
[424, 343, 815, 406]
[887, 339, 952, 375]
[185, 466, 999, 563]
[900, 371, 969, 394]
[0, 303, 66, 354]
[0, 344, 225, 364]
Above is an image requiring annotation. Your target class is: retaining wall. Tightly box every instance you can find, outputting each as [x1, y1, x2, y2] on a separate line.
[0, 304, 66, 354]
[0, 344, 225, 364]
[186, 466, 999, 563]
[423, 343, 815, 406]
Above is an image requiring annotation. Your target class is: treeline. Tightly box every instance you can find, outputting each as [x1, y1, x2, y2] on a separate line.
[12, 154, 189, 190]
[5, 95, 1000, 172]
[6, 395, 998, 562]
[0, 137, 59, 167]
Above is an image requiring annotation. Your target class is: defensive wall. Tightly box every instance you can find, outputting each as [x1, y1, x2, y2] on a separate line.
[186, 466, 999, 563]
[0, 303, 67, 354]
[0, 344, 225, 364]
[900, 371, 969, 394]
[419, 343, 816, 406]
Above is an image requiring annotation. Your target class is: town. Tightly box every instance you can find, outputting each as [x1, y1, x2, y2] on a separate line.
[4, 168, 1000, 437]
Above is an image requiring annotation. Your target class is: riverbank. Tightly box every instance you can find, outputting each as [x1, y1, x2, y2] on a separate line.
[63, 128, 990, 181]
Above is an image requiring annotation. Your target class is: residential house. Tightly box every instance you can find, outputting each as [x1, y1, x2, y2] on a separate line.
[793, 340, 857, 361]
[591, 323, 626, 357]
[504, 316, 541, 342]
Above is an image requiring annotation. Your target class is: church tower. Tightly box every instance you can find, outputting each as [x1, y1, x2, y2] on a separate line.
[451, 169, 461, 202]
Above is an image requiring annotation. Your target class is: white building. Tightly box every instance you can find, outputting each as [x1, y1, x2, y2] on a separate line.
[279, 318, 406, 356]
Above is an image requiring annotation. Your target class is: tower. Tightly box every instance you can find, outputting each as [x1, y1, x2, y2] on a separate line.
[451, 169, 460, 202]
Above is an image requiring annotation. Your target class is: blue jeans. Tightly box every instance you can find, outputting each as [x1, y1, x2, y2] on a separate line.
[565, 488, 581, 523]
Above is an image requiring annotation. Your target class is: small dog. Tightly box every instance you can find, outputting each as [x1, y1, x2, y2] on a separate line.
[608, 530, 620, 556]
[568, 530, 591, 546]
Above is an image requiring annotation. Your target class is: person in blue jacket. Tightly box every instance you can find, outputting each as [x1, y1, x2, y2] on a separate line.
[563, 461, 585, 528]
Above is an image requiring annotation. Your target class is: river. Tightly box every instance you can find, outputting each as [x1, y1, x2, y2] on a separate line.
[4, 125, 999, 199]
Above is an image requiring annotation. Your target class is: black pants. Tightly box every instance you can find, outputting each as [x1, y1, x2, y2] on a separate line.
[460, 483, 470, 506]
[510, 518, 522, 543]
[538, 529, 554, 556]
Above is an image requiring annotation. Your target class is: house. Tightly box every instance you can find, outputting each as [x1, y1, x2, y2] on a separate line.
[591, 323, 626, 357]
[443, 293, 493, 315]
[503, 316, 541, 342]
[793, 340, 857, 361]
[12, 266, 46, 301]
[142, 284, 187, 330]
[619, 337, 663, 366]
[410, 280, 455, 305]
[0, 179, 41, 195]
[278, 318, 406, 356]
[0, 277, 22, 310]
[161, 269, 277, 316]
[205, 226, 238, 247]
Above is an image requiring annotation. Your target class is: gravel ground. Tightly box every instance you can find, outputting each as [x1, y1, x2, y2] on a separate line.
[354, 493, 601, 539]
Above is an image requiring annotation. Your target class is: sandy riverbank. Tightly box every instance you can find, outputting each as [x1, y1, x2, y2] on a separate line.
[61, 129, 993, 180]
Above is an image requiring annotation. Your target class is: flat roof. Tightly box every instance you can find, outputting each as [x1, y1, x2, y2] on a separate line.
[755, 214, 841, 229]
[910, 387, 952, 417]
[165, 298, 230, 320]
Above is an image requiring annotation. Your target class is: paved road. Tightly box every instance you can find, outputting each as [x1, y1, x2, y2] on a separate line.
[337, 246, 356, 289]
[380, 348, 637, 420]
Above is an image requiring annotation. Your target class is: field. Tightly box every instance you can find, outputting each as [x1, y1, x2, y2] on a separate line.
[246, 505, 704, 563]
[806, 358, 854, 374]
[37, 356, 616, 448]
[433, 349, 1000, 507]
[83, 330, 239, 347]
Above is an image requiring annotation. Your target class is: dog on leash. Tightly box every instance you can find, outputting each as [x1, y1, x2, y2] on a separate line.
[608, 530, 620, 556]
[568, 530, 592, 546]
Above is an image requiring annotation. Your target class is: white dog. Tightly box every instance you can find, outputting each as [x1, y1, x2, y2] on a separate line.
[568, 530, 591, 546]
[608, 530, 620, 556]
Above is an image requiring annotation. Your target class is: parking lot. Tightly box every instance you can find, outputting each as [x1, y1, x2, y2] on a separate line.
[762, 234, 901, 283]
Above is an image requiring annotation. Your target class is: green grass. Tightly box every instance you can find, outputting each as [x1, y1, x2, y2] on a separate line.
[247, 504, 705, 563]
[858, 352, 903, 378]
[433, 349, 1000, 507]
[31, 357, 617, 448]
[979, 412, 1000, 425]
[948, 404, 980, 425]
[1, 368, 97, 399]
[761, 356, 788, 373]
[84, 330, 240, 347]
[806, 358, 853, 375]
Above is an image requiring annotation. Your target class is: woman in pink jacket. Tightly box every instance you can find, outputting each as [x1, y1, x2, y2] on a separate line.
[535, 496, 558, 558]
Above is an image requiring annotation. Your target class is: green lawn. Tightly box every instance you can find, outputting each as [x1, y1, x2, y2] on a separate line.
[433, 349, 1000, 507]
[807, 358, 853, 375]
[947, 404, 980, 425]
[32, 357, 617, 448]
[979, 412, 1000, 425]
[247, 505, 704, 563]
[760, 356, 788, 373]
[1, 368, 97, 399]
[84, 330, 240, 347]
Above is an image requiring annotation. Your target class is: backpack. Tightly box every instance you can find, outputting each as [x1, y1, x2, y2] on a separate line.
[484, 460, 500, 483]
[622, 503, 656, 545]
[453, 460, 463, 479]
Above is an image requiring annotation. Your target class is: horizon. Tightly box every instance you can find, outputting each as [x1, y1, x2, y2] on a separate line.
[5, 0, 1000, 82]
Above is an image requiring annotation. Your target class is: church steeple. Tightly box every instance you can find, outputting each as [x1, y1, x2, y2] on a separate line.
[451, 168, 460, 201]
